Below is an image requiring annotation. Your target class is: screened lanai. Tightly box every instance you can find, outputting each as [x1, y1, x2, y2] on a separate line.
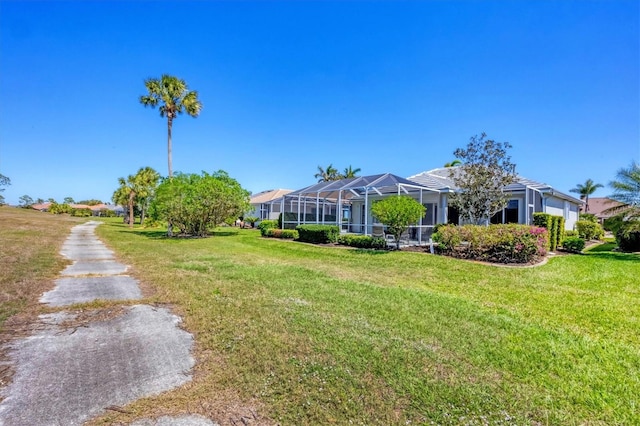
[269, 173, 441, 245]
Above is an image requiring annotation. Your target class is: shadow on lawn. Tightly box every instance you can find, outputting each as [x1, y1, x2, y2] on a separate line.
[352, 249, 390, 256]
[586, 251, 640, 262]
[116, 228, 240, 240]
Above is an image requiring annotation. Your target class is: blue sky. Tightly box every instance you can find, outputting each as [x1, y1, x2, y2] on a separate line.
[0, 1, 638, 205]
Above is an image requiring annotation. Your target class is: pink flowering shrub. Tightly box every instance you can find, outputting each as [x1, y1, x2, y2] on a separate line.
[433, 224, 548, 263]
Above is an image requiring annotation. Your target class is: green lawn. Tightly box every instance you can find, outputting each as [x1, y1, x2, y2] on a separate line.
[85, 220, 640, 425]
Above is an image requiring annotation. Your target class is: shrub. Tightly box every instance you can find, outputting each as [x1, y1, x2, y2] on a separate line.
[564, 230, 578, 237]
[533, 213, 563, 251]
[71, 208, 92, 217]
[562, 237, 585, 253]
[603, 214, 625, 234]
[296, 225, 340, 244]
[575, 220, 604, 240]
[337, 234, 387, 249]
[49, 202, 72, 215]
[579, 213, 598, 223]
[265, 228, 298, 239]
[258, 220, 278, 236]
[615, 221, 640, 252]
[433, 224, 548, 263]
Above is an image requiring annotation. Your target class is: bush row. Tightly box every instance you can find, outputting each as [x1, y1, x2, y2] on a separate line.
[296, 225, 340, 244]
[258, 220, 278, 236]
[433, 224, 548, 264]
[337, 234, 387, 249]
[265, 228, 299, 239]
[533, 213, 564, 251]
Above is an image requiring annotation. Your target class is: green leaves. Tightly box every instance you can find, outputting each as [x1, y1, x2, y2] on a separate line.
[152, 171, 250, 237]
[371, 196, 425, 249]
[449, 133, 517, 225]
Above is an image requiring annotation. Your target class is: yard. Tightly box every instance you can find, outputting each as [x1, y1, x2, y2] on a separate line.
[94, 220, 639, 425]
[1, 209, 638, 424]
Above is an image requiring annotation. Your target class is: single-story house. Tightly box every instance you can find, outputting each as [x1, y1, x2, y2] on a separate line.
[264, 167, 583, 244]
[247, 189, 293, 221]
[583, 197, 621, 224]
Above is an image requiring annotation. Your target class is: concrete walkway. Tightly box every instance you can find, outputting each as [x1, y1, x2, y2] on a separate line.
[0, 221, 215, 426]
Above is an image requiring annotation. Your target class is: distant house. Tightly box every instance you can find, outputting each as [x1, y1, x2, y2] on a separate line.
[583, 197, 621, 224]
[264, 167, 583, 244]
[31, 202, 52, 212]
[248, 189, 293, 221]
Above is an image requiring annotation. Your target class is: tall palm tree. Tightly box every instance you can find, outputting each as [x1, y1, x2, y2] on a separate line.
[342, 165, 361, 179]
[140, 75, 202, 177]
[314, 164, 339, 182]
[444, 159, 462, 167]
[604, 161, 640, 220]
[570, 178, 604, 212]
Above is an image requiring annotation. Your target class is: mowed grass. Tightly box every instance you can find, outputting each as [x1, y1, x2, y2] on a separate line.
[0, 207, 82, 326]
[84, 219, 640, 425]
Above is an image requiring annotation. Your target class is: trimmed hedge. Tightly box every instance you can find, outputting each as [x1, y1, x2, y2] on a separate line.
[258, 220, 278, 236]
[575, 220, 604, 240]
[265, 228, 299, 240]
[337, 234, 387, 249]
[433, 224, 548, 264]
[533, 213, 564, 251]
[616, 221, 640, 252]
[296, 224, 340, 244]
[562, 236, 585, 253]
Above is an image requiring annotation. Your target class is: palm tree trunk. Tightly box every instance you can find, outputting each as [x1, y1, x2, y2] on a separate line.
[128, 191, 135, 229]
[167, 116, 173, 178]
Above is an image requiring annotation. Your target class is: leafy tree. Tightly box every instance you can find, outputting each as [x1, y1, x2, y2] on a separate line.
[36, 198, 45, 204]
[604, 161, 640, 220]
[569, 178, 603, 212]
[63, 197, 75, 204]
[342, 165, 361, 179]
[371, 196, 425, 250]
[448, 133, 517, 225]
[140, 75, 202, 177]
[19, 195, 34, 208]
[314, 164, 340, 182]
[47, 198, 56, 203]
[444, 159, 462, 167]
[49, 202, 72, 214]
[151, 170, 250, 237]
[0, 174, 11, 205]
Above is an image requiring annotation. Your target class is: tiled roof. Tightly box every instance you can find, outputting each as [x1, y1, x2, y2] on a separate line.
[250, 189, 294, 204]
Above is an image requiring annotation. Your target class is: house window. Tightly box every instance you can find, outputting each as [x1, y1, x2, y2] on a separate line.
[490, 200, 519, 224]
[422, 203, 438, 226]
[447, 206, 459, 225]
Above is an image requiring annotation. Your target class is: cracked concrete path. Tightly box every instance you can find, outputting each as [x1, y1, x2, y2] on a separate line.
[0, 221, 213, 426]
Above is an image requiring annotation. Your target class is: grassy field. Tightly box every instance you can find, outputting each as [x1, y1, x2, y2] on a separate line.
[0, 207, 82, 327]
[87, 219, 639, 425]
[2, 209, 639, 425]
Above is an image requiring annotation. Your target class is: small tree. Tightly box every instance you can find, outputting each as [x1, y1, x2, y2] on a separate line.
[0, 174, 11, 205]
[151, 170, 250, 237]
[63, 197, 75, 204]
[19, 195, 34, 208]
[448, 133, 517, 225]
[371, 196, 425, 250]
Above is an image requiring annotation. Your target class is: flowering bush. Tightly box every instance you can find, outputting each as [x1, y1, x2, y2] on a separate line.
[337, 234, 387, 249]
[433, 224, 548, 263]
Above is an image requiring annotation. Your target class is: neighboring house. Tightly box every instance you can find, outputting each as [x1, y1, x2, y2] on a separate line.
[408, 168, 583, 231]
[265, 167, 583, 243]
[583, 197, 621, 224]
[31, 202, 52, 212]
[248, 189, 293, 221]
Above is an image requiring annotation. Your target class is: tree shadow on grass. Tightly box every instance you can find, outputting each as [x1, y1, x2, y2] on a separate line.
[115, 228, 240, 240]
[585, 251, 640, 262]
[586, 242, 618, 253]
